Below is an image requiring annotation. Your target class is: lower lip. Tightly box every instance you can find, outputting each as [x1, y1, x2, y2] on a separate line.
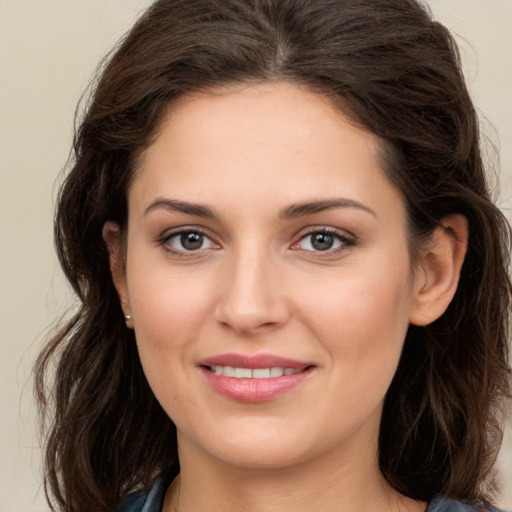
[201, 368, 313, 403]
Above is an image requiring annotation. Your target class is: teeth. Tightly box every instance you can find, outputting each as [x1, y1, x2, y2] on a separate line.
[270, 367, 283, 377]
[235, 367, 252, 378]
[223, 366, 235, 377]
[252, 368, 271, 378]
[210, 366, 302, 379]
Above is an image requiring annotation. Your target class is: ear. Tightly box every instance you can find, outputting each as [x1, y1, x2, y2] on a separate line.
[409, 214, 468, 326]
[102, 221, 132, 323]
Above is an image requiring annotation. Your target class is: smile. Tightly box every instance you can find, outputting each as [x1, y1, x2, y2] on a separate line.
[199, 354, 315, 403]
[207, 366, 302, 378]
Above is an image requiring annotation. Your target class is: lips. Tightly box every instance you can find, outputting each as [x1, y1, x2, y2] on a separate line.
[198, 353, 315, 403]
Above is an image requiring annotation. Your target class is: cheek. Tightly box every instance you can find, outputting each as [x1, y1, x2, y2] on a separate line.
[296, 261, 413, 371]
[298, 269, 413, 427]
[125, 257, 216, 376]
[126, 269, 216, 426]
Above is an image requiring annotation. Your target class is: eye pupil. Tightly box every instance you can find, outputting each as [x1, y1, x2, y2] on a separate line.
[312, 233, 334, 251]
[181, 232, 203, 250]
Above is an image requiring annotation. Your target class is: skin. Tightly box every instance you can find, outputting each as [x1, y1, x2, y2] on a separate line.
[104, 82, 468, 512]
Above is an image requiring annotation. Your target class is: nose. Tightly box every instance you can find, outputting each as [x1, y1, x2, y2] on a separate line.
[214, 249, 290, 335]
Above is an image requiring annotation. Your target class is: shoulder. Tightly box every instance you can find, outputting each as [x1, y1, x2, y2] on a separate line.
[428, 497, 505, 512]
[117, 470, 173, 512]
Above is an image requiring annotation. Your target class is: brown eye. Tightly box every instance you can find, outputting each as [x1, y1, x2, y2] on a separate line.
[181, 232, 204, 250]
[294, 229, 354, 253]
[311, 233, 335, 251]
[162, 230, 216, 253]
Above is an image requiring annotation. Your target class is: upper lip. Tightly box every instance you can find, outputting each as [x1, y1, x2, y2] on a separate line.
[199, 353, 313, 370]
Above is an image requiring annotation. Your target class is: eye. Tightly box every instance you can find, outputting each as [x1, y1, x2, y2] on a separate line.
[294, 229, 354, 253]
[160, 229, 217, 253]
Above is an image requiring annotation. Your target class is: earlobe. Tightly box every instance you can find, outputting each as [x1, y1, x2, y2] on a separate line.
[409, 214, 468, 327]
[102, 221, 131, 320]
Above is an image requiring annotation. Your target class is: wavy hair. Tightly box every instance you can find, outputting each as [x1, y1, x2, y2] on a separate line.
[35, 0, 511, 510]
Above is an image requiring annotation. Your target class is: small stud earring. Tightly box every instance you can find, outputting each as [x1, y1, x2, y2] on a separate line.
[124, 315, 134, 329]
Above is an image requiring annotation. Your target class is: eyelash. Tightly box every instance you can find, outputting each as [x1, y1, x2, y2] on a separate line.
[293, 227, 355, 254]
[157, 227, 355, 256]
[157, 227, 217, 256]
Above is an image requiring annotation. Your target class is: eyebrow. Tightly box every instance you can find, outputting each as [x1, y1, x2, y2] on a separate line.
[145, 198, 218, 218]
[144, 197, 376, 220]
[279, 198, 377, 219]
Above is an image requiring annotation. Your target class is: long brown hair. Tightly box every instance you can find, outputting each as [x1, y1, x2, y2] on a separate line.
[35, 0, 511, 510]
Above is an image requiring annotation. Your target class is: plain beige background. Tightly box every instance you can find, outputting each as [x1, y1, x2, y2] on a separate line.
[1, 1, 511, 510]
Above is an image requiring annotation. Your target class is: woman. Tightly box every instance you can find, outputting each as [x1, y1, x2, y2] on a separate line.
[35, 0, 511, 511]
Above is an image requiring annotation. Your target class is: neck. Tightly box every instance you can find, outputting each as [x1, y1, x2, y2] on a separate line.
[163, 434, 424, 512]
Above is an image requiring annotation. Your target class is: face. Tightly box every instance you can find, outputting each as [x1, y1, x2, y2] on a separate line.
[112, 82, 423, 470]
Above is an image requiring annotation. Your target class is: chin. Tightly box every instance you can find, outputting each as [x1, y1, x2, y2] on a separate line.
[212, 442, 310, 470]
[178, 420, 315, 470]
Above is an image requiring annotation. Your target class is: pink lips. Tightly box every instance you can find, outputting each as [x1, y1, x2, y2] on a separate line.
[198, 353, 314, 403]
[201, 353, 310, 370]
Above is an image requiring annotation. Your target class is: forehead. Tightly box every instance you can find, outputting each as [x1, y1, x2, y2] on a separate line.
[130, 81, 403, 222]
